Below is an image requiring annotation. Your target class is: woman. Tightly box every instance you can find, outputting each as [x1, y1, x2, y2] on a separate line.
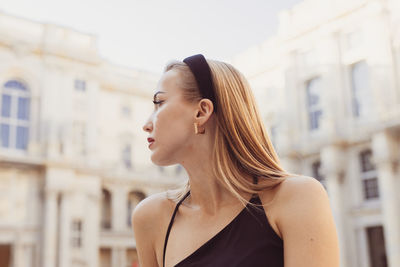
[133, 54, 340, 267]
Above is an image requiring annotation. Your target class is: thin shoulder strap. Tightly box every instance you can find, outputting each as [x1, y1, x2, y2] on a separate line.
[163, 191, 191, 267]
[251, 176, 259, 200]
[253, 176, 258, 185]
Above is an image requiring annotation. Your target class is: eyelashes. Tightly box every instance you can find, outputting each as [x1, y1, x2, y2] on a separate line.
[152, 100, 164, 107]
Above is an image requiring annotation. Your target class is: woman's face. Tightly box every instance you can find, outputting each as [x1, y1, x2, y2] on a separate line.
[143, 69, 197, 166]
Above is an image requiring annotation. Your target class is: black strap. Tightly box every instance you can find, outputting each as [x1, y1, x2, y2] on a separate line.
[163, 191, 191, 267]
[253, 176, 258, 185]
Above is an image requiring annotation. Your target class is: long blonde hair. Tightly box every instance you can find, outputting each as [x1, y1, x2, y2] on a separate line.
[164, 59, 296, 206]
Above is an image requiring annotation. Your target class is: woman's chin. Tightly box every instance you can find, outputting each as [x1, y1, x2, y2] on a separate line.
[150, 155, 174, 167]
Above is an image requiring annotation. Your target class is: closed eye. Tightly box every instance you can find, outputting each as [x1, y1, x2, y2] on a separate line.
[153, 100, 164, 106]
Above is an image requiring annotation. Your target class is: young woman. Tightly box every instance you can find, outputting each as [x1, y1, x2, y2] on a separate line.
[132, 54, 340, 267]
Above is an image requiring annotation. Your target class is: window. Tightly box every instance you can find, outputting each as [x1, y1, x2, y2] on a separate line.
[74, 79, 86, 92]
[101, 189, 111, 230]
[127, 192, 145, 227]
[351, 61, 371, 117]
[100, 248, 112, 267]
[71, 220, 83, 248]
[312, 160, 327, 189]
[359, 149, 379, 200]
[122, 144, 132, 169]
[0, 245, 11, 267]
[0, 80, 30, 150]
[306, 78, 323, 131]
[367, 226, 388, 267]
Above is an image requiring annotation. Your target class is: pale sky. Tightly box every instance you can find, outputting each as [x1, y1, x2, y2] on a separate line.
[1, 0, 302, 73]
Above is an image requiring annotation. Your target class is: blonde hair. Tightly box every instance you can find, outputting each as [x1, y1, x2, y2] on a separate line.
[164, 59, 297, 206]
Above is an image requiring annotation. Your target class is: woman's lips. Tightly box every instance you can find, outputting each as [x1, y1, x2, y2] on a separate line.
[147, 138, 155, 148]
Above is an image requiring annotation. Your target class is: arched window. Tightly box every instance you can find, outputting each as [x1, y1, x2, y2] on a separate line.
[351, 60, 371, 118]
[359, 149, 379, 200]
[101, 189, 112, 230]
[0, 80, 30, 150]
[127, 191, 146, 227]
[305, 77, 323, 131]
[122, 143, 132, 169]
[311, 160, 327, 190]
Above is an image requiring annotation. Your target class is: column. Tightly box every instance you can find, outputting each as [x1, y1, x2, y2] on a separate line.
[59, 193, 71, 267]
[112, 247, 126, 267]
[111, 187, 128, 231]
[111, 247, 118, 267]
[42, 190, 58, 267]
[13, 243, 34, 267]
[12, 242, 24, 267]
[372, 130, 400, 267]
[320, 145, 348, 267]
[120, 248, 127, 267]
[86, 193, 101, 267]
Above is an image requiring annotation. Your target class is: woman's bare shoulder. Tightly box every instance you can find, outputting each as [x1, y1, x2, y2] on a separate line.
[272, 175, 336, 239]
[260, 175, 325, 205]
[131, 189, 181, 266]
[270, 176, 339, 266]
[258, 176, 327, 236]
[274, 175, 327, 203]
[131, 190, 177, 230]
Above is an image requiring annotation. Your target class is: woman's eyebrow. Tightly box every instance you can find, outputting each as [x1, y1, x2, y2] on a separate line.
[153, 91, 166, 101]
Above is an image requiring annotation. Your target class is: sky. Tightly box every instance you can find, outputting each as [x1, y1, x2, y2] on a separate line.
[1, 0, 302, 73]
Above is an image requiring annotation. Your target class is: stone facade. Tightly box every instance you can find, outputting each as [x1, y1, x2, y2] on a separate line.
[233, 0, 400, 266]
[2, 0, 400, 266]
[0, 11, 185, 267]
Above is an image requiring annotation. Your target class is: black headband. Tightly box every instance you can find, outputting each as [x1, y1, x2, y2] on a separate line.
[183, 54, 217, 112]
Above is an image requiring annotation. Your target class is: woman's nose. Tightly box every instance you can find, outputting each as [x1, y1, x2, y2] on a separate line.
[142, 119, 153, 133]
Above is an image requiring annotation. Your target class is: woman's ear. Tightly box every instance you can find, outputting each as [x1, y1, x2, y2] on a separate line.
[195, 99, 214, 121]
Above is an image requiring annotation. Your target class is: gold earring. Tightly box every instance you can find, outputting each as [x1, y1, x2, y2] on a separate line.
[194, 122, 205, 134]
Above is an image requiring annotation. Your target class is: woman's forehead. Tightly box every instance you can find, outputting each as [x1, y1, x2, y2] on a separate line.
[155, 70, 182, 95]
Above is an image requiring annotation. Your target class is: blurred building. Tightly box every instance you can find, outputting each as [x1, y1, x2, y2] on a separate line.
[233, 0, 400, 266]
[0, 11, 185, 267]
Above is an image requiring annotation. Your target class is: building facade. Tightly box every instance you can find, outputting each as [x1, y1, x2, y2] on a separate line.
[0, 12, 185, 267]
[233, 0, 400, 266]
